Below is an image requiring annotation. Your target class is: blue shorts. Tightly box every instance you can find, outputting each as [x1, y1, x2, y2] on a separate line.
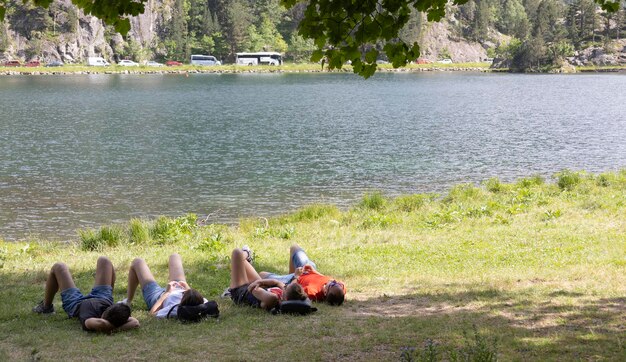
[263, 248, 318, 284]
[142, 281, 166, 310]
[61, 285, 113, 318]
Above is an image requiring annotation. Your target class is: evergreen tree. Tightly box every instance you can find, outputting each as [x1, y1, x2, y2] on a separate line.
[471, 0, 492, 40]
[499, 0, 531, 39]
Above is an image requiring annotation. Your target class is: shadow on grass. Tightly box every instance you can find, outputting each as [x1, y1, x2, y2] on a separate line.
[1, 260, 624, 361]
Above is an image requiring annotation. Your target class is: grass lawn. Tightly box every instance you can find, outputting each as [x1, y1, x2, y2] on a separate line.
[1, 170, 624, 361]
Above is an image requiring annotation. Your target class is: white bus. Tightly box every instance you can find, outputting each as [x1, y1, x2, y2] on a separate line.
[236, 52, 283, 66]
[190, 54, 221, 66]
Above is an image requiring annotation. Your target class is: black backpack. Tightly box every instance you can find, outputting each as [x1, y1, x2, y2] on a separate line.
[167, 300, 220, 322]
[271, 299, 318, 315]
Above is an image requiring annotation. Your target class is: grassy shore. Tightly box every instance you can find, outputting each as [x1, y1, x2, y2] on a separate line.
[1, 170, 625, 361]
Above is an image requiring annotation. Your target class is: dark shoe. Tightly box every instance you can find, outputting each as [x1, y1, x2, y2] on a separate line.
[33, 301, 54, 314]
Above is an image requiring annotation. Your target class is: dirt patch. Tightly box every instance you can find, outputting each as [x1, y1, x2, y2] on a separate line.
[345, 295, 477, 318]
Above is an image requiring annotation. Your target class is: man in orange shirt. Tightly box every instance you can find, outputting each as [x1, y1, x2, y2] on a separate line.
[260, 244, 346, 305]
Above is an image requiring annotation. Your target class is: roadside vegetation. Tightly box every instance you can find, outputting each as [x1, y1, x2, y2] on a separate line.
[1, 170, 624, 360]
[0, 62, 493, 75]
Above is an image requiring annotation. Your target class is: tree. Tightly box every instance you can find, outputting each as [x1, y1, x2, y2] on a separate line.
[498, 0, 530, 39]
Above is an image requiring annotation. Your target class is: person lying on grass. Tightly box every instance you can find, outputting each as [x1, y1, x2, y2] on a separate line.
[228, 247, 307, 311]
[33, 256, 139, 333]
[123, 253, 207, 319]
[260, 244, 347, 306]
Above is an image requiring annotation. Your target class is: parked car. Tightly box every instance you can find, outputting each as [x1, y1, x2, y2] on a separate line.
[437, 58, 453, 64]
[166, 60, 183, 66]
[3, 60, 21, 67]
[146, 61, 164, 67]
[87, 57, 109, 66]
[416, 58, 431, 64]
[118, 59, 139, 67]
[25, 61, 41, 67]
[45, 60, 64, 67]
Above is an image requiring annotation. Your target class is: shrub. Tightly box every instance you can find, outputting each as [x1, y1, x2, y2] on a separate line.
[99, 225, 123, 247]
[289, 204, 340, 222]
[556, 170, 581, 191]
[79, 229, 103, 251]
[129, 218, 150, 244]
[517, 175, 544, 188]
[150, 214, 196, 245]
[445, 184, 481, 203]
[359, 191, 386, 210]
[596, 174, 611, 187]
[484, 178, 503, 193]
[79, 225, 123, 251]
[394, 194, 430, 212]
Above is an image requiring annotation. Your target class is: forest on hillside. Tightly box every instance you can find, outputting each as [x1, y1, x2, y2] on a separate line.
[1, 0, 625, 70]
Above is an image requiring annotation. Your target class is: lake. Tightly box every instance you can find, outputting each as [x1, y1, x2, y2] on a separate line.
[1, 72, 625, 240]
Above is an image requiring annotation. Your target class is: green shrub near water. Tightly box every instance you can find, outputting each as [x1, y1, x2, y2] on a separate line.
[79, 225, 124, 251]
[359, 191, 386, 210]
[129, 218, 150, 244]
[556, 169, 582, 191]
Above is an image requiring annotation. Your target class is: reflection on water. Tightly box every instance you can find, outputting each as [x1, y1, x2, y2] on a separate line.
[1, 73, 625, 240]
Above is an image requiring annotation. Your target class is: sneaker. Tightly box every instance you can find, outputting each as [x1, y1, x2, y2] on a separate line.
[242, 245, 254, 264]
[117, 298, 129, 306]
[32, 301, 54, 314]
[220, 287, 232, 298]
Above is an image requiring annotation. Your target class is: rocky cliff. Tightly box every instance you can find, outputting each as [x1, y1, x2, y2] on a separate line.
[0, 0, 174, 63]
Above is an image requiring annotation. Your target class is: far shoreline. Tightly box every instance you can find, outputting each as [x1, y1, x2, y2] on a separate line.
[0, 63, 493, 76]
[1, 63, 625, 76]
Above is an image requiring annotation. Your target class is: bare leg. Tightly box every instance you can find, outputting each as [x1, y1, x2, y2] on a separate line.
[127, 258, 157, 304]
[94, 256, 115, 288]
[168, 253, 186, 282]
[243, 258, 261, 282]
[44, 262, 77, 307]
[230, 249, 252, 288]
[289, 244, 301, 273]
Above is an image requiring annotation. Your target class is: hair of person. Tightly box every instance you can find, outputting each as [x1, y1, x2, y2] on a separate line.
[326, 285, 345, 306]
[101, 303, 131, 327]
[180, 288, 204, 306]
[284, 283, 307, 301]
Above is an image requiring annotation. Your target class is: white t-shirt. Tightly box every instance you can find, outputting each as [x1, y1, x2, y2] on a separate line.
[155, 288, 208, 319]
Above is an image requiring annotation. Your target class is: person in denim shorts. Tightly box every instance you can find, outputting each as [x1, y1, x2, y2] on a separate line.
[124, 253, 206, 318]
[32, 256, 140, 332]
[260, 244, 347, 305]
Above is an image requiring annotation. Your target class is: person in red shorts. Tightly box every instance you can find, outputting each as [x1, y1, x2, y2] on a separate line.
[260, 244, 346, 306]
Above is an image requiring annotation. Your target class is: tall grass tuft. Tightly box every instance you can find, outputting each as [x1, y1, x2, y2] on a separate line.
[444, 184, 482, 203]
[517, 174, 544, 188]
[129, 218, 150, 244]
[79, 225, 123, 251]
[360, 191, 386, 210]
[484, 177, 503, 193]
[288, 204, 341, 222]
[556, 170, 582, 191]
[393, 194, 431, 212]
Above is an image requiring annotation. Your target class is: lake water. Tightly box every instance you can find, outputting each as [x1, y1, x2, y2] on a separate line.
[1, 72, 626, 240]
